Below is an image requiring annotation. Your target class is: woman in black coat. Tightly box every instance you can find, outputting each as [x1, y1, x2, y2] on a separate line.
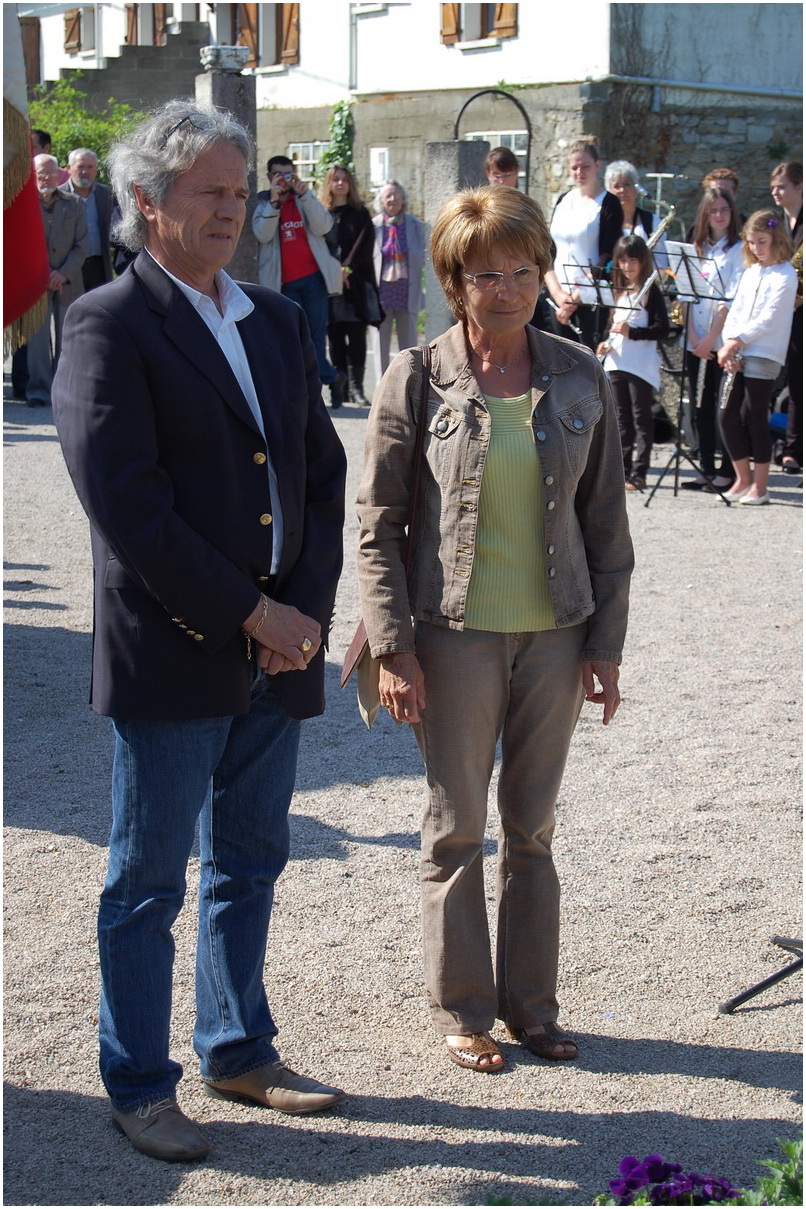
[321, 165, 382, 406]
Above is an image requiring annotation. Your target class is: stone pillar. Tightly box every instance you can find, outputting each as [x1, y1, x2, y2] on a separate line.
[195, 46, 259, 284]
[423, 140, 489, 342]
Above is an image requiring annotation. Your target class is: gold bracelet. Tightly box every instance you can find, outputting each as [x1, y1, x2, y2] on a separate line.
[243, 594, 269, 660]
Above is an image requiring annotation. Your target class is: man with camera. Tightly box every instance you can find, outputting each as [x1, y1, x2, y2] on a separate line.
[252, 155, 346, 406]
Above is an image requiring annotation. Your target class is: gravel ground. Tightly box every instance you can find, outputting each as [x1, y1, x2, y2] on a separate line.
[3, 365, 802, 1208]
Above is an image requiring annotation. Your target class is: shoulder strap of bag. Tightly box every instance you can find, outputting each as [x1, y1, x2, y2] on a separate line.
[342, 225, 366, 268]
[404, 344, 431, 575]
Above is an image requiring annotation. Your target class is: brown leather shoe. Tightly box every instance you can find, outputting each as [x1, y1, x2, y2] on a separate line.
[204, 1061, 346, 1115]
[111, 1098, 210, 1161]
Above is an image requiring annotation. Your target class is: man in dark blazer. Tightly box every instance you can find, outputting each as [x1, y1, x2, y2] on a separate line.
[52, 101, 347, 1163]
[65, 148, 114, 289]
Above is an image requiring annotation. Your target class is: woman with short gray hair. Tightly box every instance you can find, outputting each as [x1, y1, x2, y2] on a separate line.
[108, 99, 253, 254]
[371, 181, 425, 376]
[605, 159, 657, 242]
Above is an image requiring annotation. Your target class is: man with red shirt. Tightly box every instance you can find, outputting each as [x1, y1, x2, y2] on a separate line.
[253, 156, 346, 406]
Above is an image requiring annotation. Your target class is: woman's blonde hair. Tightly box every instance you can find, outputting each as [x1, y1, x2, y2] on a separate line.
[568, 134, 601, 163]
[430, 187, 552, 319]
[320, 164, 363, 209]
[741, 209, 793, 266]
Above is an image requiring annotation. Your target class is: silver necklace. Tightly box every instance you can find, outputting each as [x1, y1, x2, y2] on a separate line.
[470, 345, 527, 375]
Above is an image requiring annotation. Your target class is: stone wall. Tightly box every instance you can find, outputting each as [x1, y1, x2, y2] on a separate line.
[54, 21, 211, 113]
[256, 81, 802, 231]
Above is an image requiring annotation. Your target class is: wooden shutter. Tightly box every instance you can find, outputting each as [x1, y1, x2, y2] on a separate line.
[279, 4, 300, 66]
[125, 4, 137, 45]
[19, 17, 41, 86]
[153, 3, 168, 46]
[493, 4, 518, 38]
[235, 4, 259, 67]
[64, 8, 81, 53]
[440, 4, 461, 44]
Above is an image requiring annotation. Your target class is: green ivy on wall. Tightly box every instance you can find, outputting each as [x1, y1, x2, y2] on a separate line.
[315, 101, 355, 181]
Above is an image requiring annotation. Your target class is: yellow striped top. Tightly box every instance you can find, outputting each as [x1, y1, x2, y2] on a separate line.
[464, 391, 555, 632]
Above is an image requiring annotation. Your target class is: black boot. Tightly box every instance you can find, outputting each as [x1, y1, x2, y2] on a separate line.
[348, 367, 370, 407]
[329, 370, 347, 410]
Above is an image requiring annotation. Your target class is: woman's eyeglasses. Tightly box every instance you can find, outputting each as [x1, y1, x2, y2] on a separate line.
[462, 266, 539, 291]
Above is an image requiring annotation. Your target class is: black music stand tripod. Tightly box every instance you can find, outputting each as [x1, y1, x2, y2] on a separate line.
[718, 936, 803, 1014]
[644, 248, 732, 508]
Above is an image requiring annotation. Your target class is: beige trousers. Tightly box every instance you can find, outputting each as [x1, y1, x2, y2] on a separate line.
[412, 621, 586, 1035]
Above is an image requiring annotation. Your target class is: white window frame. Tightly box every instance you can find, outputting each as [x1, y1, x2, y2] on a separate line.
[369, 147, 389, 189]
[287, 141, 330, 186]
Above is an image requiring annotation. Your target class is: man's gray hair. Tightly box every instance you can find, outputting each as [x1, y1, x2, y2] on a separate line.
[108, 99, 254, 252]
[373, 180, 409, 214]
[68, 147, 98, 166]
[604, 160, 642, 191]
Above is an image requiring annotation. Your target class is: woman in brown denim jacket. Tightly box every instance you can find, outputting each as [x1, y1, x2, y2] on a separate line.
[356, 188, 633, 1073]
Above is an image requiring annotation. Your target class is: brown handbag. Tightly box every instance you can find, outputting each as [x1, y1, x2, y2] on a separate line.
[341, 345, 432, 727]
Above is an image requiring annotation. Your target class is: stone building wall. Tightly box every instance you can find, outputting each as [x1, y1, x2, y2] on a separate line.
[257, 82, 802, 232]
[53, 21, 211, 113]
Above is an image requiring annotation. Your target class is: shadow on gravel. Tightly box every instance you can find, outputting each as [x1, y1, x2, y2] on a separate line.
[288, 813, 496, 861]
[3, 1082, 798, 1207]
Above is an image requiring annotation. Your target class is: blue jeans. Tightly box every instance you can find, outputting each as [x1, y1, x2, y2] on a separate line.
[281, 271, 337, 385]
[98, 674, 301, 1111]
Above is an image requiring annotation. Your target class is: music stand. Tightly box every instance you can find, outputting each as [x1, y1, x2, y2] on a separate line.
[718, 936, 803, 1014]
[644, 244, 733, 508]
[556, 259, 616, 349]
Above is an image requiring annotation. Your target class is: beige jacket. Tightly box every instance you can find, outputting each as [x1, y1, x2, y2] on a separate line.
[356, 322, 633, 664]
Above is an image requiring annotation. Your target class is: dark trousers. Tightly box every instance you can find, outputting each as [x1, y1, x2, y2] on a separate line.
[783, 308, 802, 464]
[82, 256, 108, 292]
[685, 351, 731, 477]
[328, 320, 366, 372]
[719, 374, 774, 464]
[608, 370, 654, 478]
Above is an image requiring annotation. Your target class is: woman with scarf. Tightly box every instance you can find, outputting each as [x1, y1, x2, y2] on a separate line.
[372, 181, 426, 378]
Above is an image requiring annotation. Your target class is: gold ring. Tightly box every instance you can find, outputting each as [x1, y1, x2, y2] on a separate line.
[300, 637, 312, 653]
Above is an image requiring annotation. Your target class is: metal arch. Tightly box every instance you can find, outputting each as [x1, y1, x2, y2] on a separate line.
[453, 89, 533, 193]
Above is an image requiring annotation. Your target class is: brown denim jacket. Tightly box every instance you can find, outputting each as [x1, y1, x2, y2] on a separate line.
[356, 322, 634, 663]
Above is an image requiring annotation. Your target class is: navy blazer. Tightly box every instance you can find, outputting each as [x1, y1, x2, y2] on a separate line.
[52, 252, 346, 721]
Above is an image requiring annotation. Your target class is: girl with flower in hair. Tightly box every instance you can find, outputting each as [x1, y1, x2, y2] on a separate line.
[717, 211, 798, 504]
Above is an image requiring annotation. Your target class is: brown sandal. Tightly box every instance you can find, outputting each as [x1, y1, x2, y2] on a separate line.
[445, 1033, 505, 1073]
[506, 1021, 578, 1061]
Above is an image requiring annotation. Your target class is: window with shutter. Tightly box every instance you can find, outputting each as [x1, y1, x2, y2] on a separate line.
[492, 4, 517, 38]
[279, 4, 300, 66]
[235, 4, 259, 67]
[125, 4, 138, 45]
[153, 3, 169, 46]
[64, 8, 81, 53]
[20, 16, 41, 86]
[440, 4, 460, 44]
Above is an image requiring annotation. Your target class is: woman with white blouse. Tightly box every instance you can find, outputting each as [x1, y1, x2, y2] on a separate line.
[717, 211, 798, 504]
[682, 187, 745, 490]
[544, 136, 622, 351]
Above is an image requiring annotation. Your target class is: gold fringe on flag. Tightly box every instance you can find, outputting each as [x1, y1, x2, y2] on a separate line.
[3, 97, 32, 208]
[4, 295, 48, 358]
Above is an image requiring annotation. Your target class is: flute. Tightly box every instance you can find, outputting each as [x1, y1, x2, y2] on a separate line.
[546, 296, 584, 341]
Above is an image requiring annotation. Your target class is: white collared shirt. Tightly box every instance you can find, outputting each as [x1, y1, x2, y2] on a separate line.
[145, 250, 283, 572]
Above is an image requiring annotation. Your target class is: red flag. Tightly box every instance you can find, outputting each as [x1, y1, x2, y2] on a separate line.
[4, 171, 49, 333]
[4, 4, 49, 349]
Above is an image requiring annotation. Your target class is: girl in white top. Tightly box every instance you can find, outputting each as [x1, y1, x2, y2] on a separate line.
[717, 211, 798, 504]
[598, 234, 669, 491]
[683, 187, 745, 488]
[545, 136, 622, 351]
